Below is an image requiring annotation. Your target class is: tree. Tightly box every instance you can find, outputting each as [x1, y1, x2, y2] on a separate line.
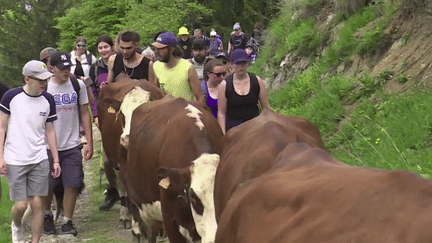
[119, 0, 213, 45]
[56, 0, 130, 54]
[0, 0, 75, 87]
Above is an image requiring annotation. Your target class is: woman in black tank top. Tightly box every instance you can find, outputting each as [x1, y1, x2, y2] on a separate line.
[217, 49, 270, 133]
[113, 53, 150, 81]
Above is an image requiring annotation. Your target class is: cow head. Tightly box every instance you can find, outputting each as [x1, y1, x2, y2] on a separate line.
[189, 153, 220, 243]
[156, 167, 202, 242]
[119, 86, 151, 148]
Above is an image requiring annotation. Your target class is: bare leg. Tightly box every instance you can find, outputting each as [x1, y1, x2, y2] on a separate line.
[28, 196, 43, 243]
[42, 190, 54, 212]
[63, 187, 78, 218]
[11, 200, 28, 227]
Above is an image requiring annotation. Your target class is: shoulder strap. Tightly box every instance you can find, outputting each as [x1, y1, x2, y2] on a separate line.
[70, 75, 81, 106]
[86, 53, 93, 66]
[200, 80, 208, 100]
[248, 72, 260, 95]
[225, 74, 234, 98]
[93, 61, 99, 84]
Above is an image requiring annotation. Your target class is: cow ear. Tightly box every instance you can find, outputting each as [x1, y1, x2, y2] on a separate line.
[156, 167, 170, 180]
[111, 100, 121, 111]
[156, 167, 172, 189]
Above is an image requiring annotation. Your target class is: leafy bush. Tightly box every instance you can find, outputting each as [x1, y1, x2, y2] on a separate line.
[269, 64, 320, 110]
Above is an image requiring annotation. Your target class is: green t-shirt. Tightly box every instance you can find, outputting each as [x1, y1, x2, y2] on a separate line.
[153, 59, 195, 100]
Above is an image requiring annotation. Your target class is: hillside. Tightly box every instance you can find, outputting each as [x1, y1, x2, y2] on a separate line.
[251, 0, 432, 176]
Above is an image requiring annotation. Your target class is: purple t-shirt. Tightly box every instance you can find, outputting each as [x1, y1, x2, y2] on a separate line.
[209, 39, 222, 55]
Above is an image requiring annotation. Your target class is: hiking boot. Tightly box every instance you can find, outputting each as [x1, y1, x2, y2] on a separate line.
[61, 220, 77, 236]
[43, 214, 56, 235]
[99, 187, 120, 211]
[11, 222, 25, 243]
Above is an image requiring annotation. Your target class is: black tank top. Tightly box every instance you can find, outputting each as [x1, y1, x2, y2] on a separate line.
[225, 72, 260, 131]
[113, 53, 150, 81]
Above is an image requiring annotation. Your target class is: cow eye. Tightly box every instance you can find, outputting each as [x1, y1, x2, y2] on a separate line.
[189, 188, 204, 215]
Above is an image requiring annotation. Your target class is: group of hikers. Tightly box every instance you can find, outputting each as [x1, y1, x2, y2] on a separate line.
[0, 21, 269, 243]
[177, 22, 266, 63]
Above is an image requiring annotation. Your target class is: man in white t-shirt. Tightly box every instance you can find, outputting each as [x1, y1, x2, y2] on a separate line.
[42, 51, 93, 236]
[0, 60, 60, 243]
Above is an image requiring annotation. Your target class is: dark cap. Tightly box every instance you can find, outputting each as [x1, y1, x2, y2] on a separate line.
[215, 51, 229, 60]
[49, 51, 72, 70]
[39, 47, 57, 61]
[230, 49, 249, 64]
[192, 38, 206, 50]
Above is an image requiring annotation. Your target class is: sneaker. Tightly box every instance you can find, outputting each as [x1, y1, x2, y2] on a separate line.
[61, 220, 77, 236]
[43, 214, 56, 235]
[99, 187, 120, 211]
[11, 222, 25, 243]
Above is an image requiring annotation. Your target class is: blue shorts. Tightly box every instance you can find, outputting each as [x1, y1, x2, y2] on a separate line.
[48, 145, 84, 189]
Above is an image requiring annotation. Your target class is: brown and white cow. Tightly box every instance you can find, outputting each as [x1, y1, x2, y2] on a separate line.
[181, 109, 326, 242]
[215, 142, 432, 243]
[97, 76, 164, 228]
[125, 97, 223, 243]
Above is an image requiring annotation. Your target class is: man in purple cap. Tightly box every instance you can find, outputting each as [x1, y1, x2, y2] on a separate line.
[152, 32, 204, 102]
[0, 60, 60, 243]
[42, 51, 93, 236]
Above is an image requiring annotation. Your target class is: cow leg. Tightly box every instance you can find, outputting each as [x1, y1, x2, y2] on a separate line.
[120, 196, 132, 229]
[116, 169, 132, 229]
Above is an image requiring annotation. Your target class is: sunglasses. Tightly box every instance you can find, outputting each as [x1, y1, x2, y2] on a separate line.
[76, 44, 87, 48]
[209, 71, 226, 78]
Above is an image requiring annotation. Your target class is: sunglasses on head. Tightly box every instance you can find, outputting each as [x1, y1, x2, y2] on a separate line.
[76, 44, 87, 48]
[209, 71, 226, 78]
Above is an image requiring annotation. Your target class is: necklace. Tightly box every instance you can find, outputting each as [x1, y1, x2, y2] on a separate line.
[123, 62, 135, 78]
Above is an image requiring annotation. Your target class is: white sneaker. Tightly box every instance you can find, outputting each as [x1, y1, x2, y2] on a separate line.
[11, 222, 25, 243]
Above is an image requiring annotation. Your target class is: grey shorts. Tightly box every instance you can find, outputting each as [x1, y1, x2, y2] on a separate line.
[48, 145, 84, 189]
[6, 159, 50, 201]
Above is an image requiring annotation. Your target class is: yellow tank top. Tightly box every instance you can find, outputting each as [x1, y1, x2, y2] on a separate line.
[153, 59, 195, 100]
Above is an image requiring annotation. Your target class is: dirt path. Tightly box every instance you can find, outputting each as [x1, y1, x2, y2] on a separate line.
[22, 125, 133, 243]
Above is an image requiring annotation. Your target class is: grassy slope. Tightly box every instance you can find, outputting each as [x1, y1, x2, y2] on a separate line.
[250, 0, 432, 177]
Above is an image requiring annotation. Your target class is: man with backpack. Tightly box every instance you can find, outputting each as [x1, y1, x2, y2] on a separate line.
[228, 22, 249, 55]
[42, 51, 93, 236]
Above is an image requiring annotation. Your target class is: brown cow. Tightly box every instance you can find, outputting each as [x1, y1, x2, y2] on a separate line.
[215, 142, 432, 243]
[182, 108, 325, 242]
[97, 77, 164, 229]
[126, 97, 223, 243]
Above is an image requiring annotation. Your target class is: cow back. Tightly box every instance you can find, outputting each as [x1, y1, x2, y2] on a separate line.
[214, 109, 325, 221]
[216, 143, 432, 243]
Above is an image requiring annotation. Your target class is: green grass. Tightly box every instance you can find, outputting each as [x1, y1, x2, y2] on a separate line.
[0, 176, 13, 243]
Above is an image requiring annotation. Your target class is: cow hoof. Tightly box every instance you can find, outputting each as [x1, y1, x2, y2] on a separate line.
[124, 219, 132, 229]
[131, 231, 144, 243]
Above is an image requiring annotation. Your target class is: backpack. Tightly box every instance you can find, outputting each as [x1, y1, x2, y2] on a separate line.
[70, 75, 81, 106]
[246, 37, 261, 55]
[85, 52, 94, 67]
